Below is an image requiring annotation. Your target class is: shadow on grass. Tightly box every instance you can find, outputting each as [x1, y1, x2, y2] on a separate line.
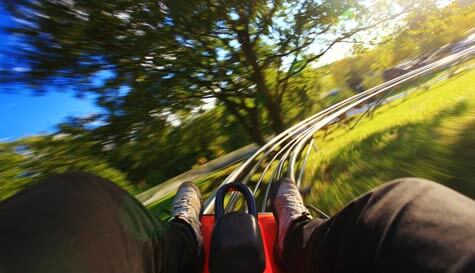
[447, 118, 475, 197]
[308, 100, 474, 215]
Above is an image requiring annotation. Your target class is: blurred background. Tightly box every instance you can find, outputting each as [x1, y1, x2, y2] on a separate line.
[0, 0, 474, 217]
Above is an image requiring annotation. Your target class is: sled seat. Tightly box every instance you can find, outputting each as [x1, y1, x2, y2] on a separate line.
[200, 213, 285, 273]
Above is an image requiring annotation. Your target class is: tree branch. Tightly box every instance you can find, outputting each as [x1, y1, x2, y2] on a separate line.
[278, 8, 412, 84]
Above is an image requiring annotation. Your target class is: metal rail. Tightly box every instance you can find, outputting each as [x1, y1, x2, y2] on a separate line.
[203, 45, 475, 215]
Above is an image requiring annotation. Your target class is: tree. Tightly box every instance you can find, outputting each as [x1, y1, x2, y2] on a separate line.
[0, 142, 30, 200]
[330, 55, 373, 93]
[0, 135, 134, 201]
[327, 2, 475, 91]
[3, 0, 429, 145]
[49, 103, 252, 186]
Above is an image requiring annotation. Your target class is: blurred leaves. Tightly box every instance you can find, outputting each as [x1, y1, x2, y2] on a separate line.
[0, 135, 132, 200]
[0, 143, 30, 200]
[2, 0, 428, 144]
[1, 1, 474, 201]
[329, 2, 475, 93]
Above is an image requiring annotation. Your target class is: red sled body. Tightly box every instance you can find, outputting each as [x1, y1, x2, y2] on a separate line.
[200, 213, 286, 273]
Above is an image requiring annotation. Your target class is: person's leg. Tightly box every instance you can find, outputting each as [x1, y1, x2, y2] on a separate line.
[164, 181, 204, 273]
[162, 219, 202, 273]
[274, 177, 475, 273]
[0, 172, 201, 273]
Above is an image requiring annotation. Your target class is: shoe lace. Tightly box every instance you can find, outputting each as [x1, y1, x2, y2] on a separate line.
[279, 192, 310, 218]
[173, 197, 192, 215]
[282, 192, 304, 207]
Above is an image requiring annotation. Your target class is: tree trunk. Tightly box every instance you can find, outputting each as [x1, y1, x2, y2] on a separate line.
[235, 23, 286, 133]
[222, 100, 266, 145]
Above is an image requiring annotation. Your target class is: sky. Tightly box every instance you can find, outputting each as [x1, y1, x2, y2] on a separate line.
[0, 4, 355, 141]
[0, 1, 429, 141]
[0, 4, 100, 140]
[0, 92, 99, 141]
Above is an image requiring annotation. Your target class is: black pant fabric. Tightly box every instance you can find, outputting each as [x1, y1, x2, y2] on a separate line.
[1, 174, 474, 273]
[282, 178, 475, 273]
[0, 172, 199, 273]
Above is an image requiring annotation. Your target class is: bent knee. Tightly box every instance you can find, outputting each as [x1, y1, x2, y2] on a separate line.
[358, 177, 468, 220]
[15, 171, 126, 202]
[382, 177, 443, 193]
[39, 171, 115, 189]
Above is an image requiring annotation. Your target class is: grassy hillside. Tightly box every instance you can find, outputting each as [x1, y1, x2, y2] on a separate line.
[303, 66, 475, 215]
[148, 63, 475, 219]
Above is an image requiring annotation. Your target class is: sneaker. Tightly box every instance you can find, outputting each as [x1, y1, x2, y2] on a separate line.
[269, 177, 312, 265]
[171, 181, 203, 248]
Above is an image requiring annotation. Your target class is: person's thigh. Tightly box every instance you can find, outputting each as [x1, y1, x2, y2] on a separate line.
[285, 178, 475, 273]
[0, 172, 165, 273]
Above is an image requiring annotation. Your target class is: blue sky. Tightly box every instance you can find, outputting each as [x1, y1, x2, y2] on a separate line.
[1, 1, 448, 141]
[0, 2, 361, 141]
[0, 3, 349, 142]
[0, 92, 98, 140]
[0, 4, 99, 140]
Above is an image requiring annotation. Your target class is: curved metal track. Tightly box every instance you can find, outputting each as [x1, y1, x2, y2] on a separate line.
[203, 45, 475, 215]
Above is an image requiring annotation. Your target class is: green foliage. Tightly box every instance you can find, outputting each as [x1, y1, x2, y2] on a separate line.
[394, 2, 475, 59]
[123, 104, 252, 185]
[0, 136, 133, 201]
[326, 3, 475, 92]
[0, 143, 30, 200]
[1, 1, 474, 198]
[3, 0, 427, 145]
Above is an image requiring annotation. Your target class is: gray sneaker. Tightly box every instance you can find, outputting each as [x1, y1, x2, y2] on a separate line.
[269, 178, 312, 264]
[171, 181, 203, 248]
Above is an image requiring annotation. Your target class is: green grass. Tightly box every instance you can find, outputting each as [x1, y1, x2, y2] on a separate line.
[147, 164, 237, 220]
[303, 66, 475, 216]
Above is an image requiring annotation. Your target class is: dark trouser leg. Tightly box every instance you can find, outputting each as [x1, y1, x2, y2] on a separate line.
[0, 172, 200, 273]
[283, 178, 475, 273]
[163, 219, 202, 273]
